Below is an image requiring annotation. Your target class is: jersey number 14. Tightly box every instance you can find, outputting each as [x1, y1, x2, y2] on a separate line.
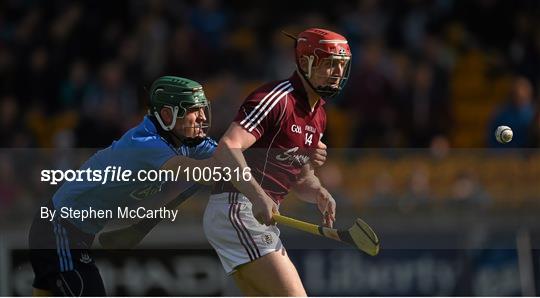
[305, 133, 313, 146]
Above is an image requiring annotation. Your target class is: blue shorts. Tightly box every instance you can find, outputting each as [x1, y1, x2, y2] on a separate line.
[28, 199, 105, 296]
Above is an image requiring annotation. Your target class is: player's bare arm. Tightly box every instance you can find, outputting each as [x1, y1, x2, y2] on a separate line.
[215, 122, 278, 225]
[290, 163, 336, 228]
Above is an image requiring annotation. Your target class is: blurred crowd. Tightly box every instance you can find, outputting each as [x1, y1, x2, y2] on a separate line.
[2, 0, 540, 221]
[1, 0, 540, 148]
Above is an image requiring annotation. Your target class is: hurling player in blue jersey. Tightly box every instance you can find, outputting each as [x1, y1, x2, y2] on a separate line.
[28, 76, 217, 296]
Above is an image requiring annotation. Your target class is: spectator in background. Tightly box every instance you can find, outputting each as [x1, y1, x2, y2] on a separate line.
[0, 47, 16, 95]
[3, 0, 540, 228]
[399, 163, 431, 213]
[447, 170, 491, 209]
[266, 28, 298, 79]
[23, 47, 58, 110]
[0, 95, 20, 147]
[370, 171, 397, 208]
[340, 39, 396, 147]
[0, 95, 32, 147]
[166, 24, 200, 78]
[430, 134, 450, 159]
[189, 0, 227, 49]
[137, 3, 168, 82]
[488, 76, 535, 147]
[340, 0, 388, 43]
[0, 154, 19, 218]
[78, 61, 137, 147]
[59, 60, 90, 109]
[399, 60, 451, 147]
[188, 0, 228, 75]
[528, 108, 540, 147]
[206, 71, 243, 138]
[117, 36, 143, 85]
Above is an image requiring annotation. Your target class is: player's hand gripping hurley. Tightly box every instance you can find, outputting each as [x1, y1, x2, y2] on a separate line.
[273, 214, 380, 256]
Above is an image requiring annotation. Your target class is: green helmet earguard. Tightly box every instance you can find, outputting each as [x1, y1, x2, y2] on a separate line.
[148, 76, 210, 131]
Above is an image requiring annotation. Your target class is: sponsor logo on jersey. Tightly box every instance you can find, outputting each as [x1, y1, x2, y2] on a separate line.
[130, 182, 164, 200]
[291, 124, 302, 134]
[304, 125, 316, 133]
[276, 147, 310, 166]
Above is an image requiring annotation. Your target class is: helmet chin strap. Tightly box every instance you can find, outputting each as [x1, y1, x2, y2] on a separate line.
[153, 106, 179, 131]
[305, 56, 315, 79]
[296, 67, 340, 99]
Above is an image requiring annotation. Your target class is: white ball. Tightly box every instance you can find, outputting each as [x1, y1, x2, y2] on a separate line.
[495, 125, 513, 144]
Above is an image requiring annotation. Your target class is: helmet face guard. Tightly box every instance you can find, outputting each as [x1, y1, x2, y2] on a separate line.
[306, 50, 351, 98]
[289, 28, 352, 99]
[178, 101, 211, 138]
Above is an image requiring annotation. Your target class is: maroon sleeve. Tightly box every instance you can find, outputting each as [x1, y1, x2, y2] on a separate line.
[234, 85, 291, 140]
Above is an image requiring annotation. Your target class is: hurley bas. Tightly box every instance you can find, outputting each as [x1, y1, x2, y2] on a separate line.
[40, 206, 178, 222]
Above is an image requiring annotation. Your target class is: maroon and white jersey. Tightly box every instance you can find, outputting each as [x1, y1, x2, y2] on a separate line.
[214, 72, 326, 202]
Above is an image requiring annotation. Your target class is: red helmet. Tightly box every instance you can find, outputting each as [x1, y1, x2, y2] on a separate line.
[293, 28, 352, 98]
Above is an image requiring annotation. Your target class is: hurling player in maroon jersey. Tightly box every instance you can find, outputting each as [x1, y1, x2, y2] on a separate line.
[203, 28, 351, 296]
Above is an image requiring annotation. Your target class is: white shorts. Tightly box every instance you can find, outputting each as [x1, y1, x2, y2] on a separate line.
[203, 192, 282, 274]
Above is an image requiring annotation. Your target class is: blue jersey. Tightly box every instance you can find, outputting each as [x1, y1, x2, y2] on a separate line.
[52, 116, 216, 234]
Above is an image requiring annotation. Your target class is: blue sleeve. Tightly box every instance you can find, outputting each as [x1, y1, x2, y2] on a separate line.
[126, 136, 177, 170]
[146, 144, 177, 169]
[181, 137, 217, 160]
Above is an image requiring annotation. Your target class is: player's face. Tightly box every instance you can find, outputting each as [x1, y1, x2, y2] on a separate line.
[310, 57, 349, 90]
[176, 107, 208, 138]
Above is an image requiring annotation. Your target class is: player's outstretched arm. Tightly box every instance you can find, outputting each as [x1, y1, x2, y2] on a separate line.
[216, 122, 278, 225]
[290, 164, 336, 228]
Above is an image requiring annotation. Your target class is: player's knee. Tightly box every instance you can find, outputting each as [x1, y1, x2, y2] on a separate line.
[234, 252, 306, 296]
